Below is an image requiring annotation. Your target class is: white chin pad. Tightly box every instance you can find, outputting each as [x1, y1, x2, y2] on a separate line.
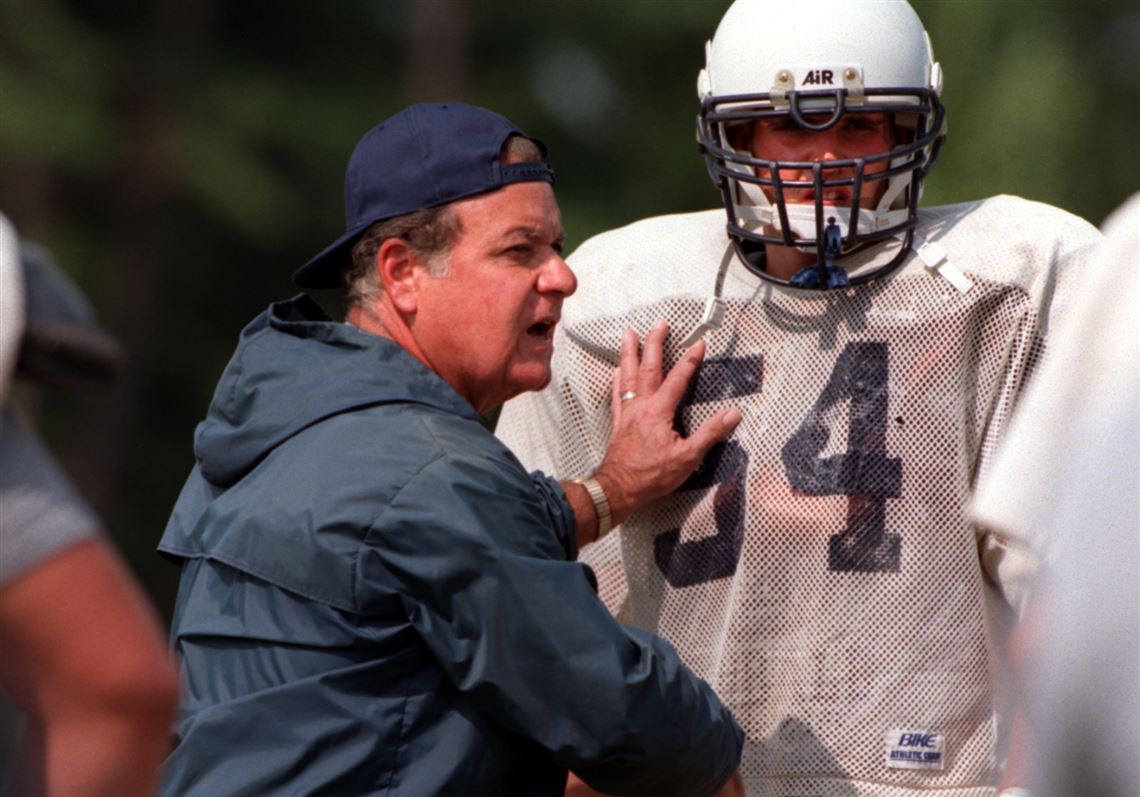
[783, 204, 851, 241]
[737, 198, 853, 242]
[735, 180, 911, 248]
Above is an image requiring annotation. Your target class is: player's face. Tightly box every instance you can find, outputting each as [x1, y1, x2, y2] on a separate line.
[743, 112, 895, 209]
[412, 181, 575, 414]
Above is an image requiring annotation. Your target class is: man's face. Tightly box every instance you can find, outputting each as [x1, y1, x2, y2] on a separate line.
[411, 181, 575, 413]
[742, 112, 895, 209]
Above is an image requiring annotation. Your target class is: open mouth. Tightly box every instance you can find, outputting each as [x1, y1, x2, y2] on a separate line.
[526, 320, 556, 339]
[800, 189, 852, 205]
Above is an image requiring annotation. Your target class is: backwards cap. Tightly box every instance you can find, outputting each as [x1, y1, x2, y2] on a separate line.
[293, 102, 555, 289]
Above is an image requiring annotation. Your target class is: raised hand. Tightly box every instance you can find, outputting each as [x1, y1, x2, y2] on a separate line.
[594, 320, 742, 529]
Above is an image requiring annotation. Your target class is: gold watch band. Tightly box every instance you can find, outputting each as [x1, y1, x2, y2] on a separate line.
[575, 477, 612, 540]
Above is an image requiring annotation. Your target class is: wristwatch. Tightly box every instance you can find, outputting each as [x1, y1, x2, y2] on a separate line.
[575, 477, 612, 540]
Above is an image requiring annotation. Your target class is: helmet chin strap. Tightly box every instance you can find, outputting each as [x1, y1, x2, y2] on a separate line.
[790, 217, 848, 289]
[679, 243, 734, 348]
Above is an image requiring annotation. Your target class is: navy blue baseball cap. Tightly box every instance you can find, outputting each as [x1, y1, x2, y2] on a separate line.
[293, 102, 556, 289]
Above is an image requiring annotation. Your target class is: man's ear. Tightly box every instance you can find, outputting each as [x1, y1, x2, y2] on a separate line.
[376, 237, 418, 315]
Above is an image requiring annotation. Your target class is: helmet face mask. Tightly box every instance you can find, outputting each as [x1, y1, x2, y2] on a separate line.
[697, 0, 947, 288]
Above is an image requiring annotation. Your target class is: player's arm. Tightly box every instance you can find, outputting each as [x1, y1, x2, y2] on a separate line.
[0, 538, 180, 797]
[563, 321, 742, 549]
[975, 527, 1037, 792]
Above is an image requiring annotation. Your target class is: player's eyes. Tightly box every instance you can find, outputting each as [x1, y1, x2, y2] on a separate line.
[844, 116, 885, 133]
[767, 119, 801, 133]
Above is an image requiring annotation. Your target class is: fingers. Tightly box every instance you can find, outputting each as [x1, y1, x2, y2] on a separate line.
[598, 321, 743, 515]
[615, 322, 728, 424]
[616, 320, 676, 402]
[618, 321, 671, 399]
[617, 321, 741, 456]
[609, 367, 623, 421]
[635, 320, 668, 395]
[612, 329, 639, 422]
[655, 338, 707, 408]
[688, 406, 743, 454]
[618, 327, 639, 397]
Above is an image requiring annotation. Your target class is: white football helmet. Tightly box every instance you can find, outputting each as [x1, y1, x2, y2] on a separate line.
[697, 0, 946, 288]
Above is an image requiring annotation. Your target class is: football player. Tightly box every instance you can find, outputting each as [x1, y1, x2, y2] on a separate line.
[497, 1, 1103, 795]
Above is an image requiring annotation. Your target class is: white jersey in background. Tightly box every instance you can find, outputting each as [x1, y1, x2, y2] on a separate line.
[972, 193, 1139, 797]
[498, 195, 1100, 797]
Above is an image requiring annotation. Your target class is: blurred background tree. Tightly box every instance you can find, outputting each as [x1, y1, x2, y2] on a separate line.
[1, 0, 1137, 618]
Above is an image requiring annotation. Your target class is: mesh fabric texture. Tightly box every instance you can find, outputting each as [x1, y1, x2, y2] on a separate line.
[498, 195, 1100, 797]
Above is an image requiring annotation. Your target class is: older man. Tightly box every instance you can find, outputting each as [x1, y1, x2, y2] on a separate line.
[157, 103, 745, 797]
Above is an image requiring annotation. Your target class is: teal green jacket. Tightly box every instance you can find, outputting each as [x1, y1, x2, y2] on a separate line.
[158, 295, 742, 797]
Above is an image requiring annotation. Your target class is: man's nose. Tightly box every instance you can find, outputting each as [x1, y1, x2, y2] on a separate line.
[539, 254, 577, 297]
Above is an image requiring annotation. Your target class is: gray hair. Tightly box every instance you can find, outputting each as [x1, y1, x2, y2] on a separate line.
[344, 205, 460, 308]
[343, 135, 548, 310]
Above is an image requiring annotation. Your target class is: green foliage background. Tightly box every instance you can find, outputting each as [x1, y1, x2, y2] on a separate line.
[2, 0, 1137, 617]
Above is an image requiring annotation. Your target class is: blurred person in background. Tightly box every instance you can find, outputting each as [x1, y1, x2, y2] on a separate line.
[497, 1, 1103, 795]
[0, 211, 180, 797]
[972, 192, 1139, 797]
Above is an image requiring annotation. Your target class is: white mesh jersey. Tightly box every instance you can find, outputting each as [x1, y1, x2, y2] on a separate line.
[498, 195, 1101, 797]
